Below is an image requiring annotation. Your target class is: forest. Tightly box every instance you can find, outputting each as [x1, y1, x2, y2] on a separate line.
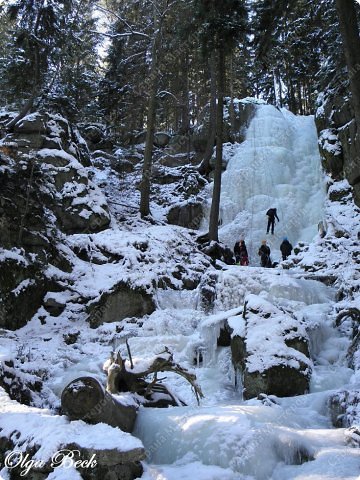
[1, 0, 359, 229]
[0, 2, 360, 480]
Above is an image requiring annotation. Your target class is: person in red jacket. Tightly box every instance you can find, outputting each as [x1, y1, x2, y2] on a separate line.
[234, 239, 249, 266]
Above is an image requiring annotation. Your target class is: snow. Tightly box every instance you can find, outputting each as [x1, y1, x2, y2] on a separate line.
[1, 101, 360, 479]
[319, 128, 342, 155]
[0, 387, 143, 462]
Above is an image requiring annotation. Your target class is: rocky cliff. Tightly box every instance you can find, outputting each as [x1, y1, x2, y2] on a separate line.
[315, 80, 360, 206]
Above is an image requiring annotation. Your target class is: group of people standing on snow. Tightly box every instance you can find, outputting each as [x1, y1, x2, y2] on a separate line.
[233, 207, 293, 268]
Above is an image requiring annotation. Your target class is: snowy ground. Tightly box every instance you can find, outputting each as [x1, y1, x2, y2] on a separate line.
[1, 103, 360, 479]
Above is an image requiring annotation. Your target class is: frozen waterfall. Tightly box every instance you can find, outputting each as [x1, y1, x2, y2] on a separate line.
[202, 102, 326, 263]
[132, 103, 360, 480]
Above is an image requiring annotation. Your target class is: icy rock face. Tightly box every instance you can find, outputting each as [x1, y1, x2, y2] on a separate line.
[315, 87, 360, 206]
[230, 294, 312, 399]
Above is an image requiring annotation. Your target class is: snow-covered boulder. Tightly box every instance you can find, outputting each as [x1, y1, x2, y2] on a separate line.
[14, 112, 47, 134]
[230, 294, 312, 399]
[318, 128, 343, 178]
[2, 112, 91, 167]
[329, 390, 360, 429]
[0, 387, 145, 480]
[167, 200, 203, 229]
[87, 281, 155, 328]
[37, 148, 110, 234]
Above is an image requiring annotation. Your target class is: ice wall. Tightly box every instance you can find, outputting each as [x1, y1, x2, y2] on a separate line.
[203, 103, 326, 264]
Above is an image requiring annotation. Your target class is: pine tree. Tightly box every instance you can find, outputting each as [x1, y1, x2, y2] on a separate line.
[2, 0, 100, 126]
[252, 0, 342, 114]
[194, 0, 248, 241]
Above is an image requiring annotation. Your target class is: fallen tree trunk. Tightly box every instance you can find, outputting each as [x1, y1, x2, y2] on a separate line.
[61, 376, 137, 433]
[105, 349, 204, 406]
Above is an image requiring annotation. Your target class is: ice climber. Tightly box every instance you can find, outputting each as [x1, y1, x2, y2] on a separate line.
[280, 237, 293, 261]
[234, 239, 249, 266]
[258, 240, 272, 268]
[266, 208, 279, 235]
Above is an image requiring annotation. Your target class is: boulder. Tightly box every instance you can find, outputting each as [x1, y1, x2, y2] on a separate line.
[87, 281, 155, 328]
[61, 377, 138, 433]
[43, 295, 66, 317]
[318, 128, 344, 178]
[152, 166, 182, 185]
[67, 444, 144, 480]
[167, 201, 203, 229]
[329, 390, 360, 428]
[56, 205, 110, 234]
[134, 131, 147, 144]
[37, 148, 72, 167]
[328, 181, 352, 202]
[230, 295, 312, 399]
[159, 153, 191, 167]
[154, 132, 170, 148]
[165, 134, 191, 155]
[0, 256, 46, 330]
[111, 158, 135, 174]
[93, 150, 117, 161]
[0, 387, 145, 480]
[83, 125, 104, 144]
[3, 132, 45, 152]
[14, 112, 47, 134]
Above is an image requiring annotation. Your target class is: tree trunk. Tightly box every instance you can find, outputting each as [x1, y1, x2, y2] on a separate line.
[336, 0, 360, 129]
[198, 51, 217, 175]
[229, 53, 236, 138]
[6, 45, 40, 130]
[61, 376, 137, 433]
[208, 47, 226, 242]
[140, 8, 160, 218]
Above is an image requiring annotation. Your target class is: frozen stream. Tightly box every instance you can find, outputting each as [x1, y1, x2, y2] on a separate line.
[133, 268, 359, 480]
[132, 104, 360, 479]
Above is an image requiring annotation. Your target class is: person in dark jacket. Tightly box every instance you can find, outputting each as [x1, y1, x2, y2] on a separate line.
[258, 240, 271, 267]
[234, 239, 249, 266]
[266, 208, 280, 235]
[280, 237, 293, 261]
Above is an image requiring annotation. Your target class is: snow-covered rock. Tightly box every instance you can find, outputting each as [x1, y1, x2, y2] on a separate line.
[230, 294, 312, 399]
